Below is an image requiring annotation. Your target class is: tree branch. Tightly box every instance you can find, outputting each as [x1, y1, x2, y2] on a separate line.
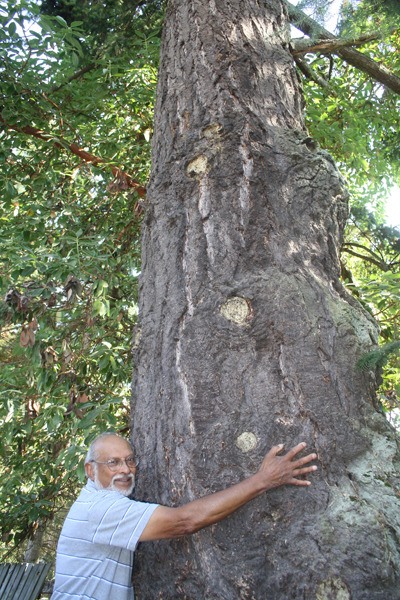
[51, 63, 97, 93]
[341, 248, 388, 270]
[291, 31, 389, 56]
[293, 55, 332, 90]
[287, 1, 400, 95]
[0, 116, 147, 201]
[341, 243, 390, 271]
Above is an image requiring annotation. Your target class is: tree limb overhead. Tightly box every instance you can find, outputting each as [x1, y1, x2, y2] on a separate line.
[291, 30, 393, 55]
[287, 1, 400, 95]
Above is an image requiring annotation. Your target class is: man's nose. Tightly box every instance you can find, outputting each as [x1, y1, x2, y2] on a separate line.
[119, 460, 131, 473]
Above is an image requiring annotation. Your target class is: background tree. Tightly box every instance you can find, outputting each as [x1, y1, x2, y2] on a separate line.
[131, 0, 399, 597]
[0, 0, 399, 570]
[0, 0, 161, 559]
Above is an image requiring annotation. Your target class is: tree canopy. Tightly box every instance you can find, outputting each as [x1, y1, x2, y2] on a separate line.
[0, 0, 399, 560]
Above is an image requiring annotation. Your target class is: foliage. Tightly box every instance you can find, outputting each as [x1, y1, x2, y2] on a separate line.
[0, 0, 161, 558]
[357, 340, 400, 372]
[0, 0, 399, 560]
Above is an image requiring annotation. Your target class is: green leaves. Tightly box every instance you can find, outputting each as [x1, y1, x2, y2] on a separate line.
[0, 0, 160, 560]
[358, 341, 400, 372]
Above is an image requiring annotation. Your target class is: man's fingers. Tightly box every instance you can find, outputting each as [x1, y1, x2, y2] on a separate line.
[293, 452, 318, 467]
[290, 478, 313, 486]
[285, 441, 308, 460]
[285, 444, 318, 468]
[267, 442, 315, 460]
[289, 464, 318, 488]
[264, 444, 285, 459]
[293, 465, 318, 476]
[265, 443, 318, 472]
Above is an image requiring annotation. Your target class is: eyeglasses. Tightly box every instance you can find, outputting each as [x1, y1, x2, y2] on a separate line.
[90, 457, 138, 472]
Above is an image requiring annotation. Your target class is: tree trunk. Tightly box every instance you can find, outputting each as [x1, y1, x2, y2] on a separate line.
[24, 520, 45, 563]
[131, 1, 400, 598]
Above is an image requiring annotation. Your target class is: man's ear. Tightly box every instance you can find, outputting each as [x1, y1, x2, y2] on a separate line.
[85, 462, 95, 481]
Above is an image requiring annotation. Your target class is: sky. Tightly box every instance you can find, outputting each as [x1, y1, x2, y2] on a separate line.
[385, 187, 400, 228]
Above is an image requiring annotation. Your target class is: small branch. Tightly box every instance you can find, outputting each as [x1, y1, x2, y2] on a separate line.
[293, 55, 332, 90]
[291, 31, 386, 56]
[115, 218, 140, 243]
[0, 116, 147, 199]
[51, 63, 97, 93]
[341, 244, 390, 271]
[343, 241, 400, 269]
[287, 1, 400, 96]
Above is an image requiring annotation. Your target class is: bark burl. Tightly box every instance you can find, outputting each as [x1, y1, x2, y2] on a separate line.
[132, 1, 400, 598]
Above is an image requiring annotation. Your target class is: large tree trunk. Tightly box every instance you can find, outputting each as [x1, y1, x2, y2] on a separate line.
[131, 1, 400, 598]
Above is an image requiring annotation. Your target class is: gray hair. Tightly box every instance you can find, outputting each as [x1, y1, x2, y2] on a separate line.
[85, 432, 133, 464]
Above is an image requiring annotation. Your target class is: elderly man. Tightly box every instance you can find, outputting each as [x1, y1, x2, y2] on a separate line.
[51, 432, 317, 599]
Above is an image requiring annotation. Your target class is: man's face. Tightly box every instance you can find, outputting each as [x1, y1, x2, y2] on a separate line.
[85, 436, 137, 497]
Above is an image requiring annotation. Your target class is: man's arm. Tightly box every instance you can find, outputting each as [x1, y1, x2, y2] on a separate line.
[139, 442, 317, 541]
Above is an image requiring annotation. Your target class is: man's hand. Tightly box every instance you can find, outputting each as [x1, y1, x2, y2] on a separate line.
[139, 441, 318, 542]
[256, 442, 318, 490]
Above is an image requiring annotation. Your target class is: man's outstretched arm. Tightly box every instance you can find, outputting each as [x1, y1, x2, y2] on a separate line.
[139, 442, 317, 541]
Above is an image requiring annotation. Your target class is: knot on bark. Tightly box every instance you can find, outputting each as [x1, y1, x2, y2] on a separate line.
[236, 432, 258, 452]
[186, 155, 208, 177]
[220, 296, 252, 325]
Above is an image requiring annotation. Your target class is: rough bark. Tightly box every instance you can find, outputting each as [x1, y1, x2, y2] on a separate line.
[131, 1, 400, 598]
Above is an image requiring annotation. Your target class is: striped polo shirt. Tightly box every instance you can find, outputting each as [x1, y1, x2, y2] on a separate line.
[51, 480, 159, 600]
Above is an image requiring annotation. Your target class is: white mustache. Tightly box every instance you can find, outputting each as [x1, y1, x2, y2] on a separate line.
[112, 474, 134, 485]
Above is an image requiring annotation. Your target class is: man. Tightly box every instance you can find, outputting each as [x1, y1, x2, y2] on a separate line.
[51, 432, 317, 599]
